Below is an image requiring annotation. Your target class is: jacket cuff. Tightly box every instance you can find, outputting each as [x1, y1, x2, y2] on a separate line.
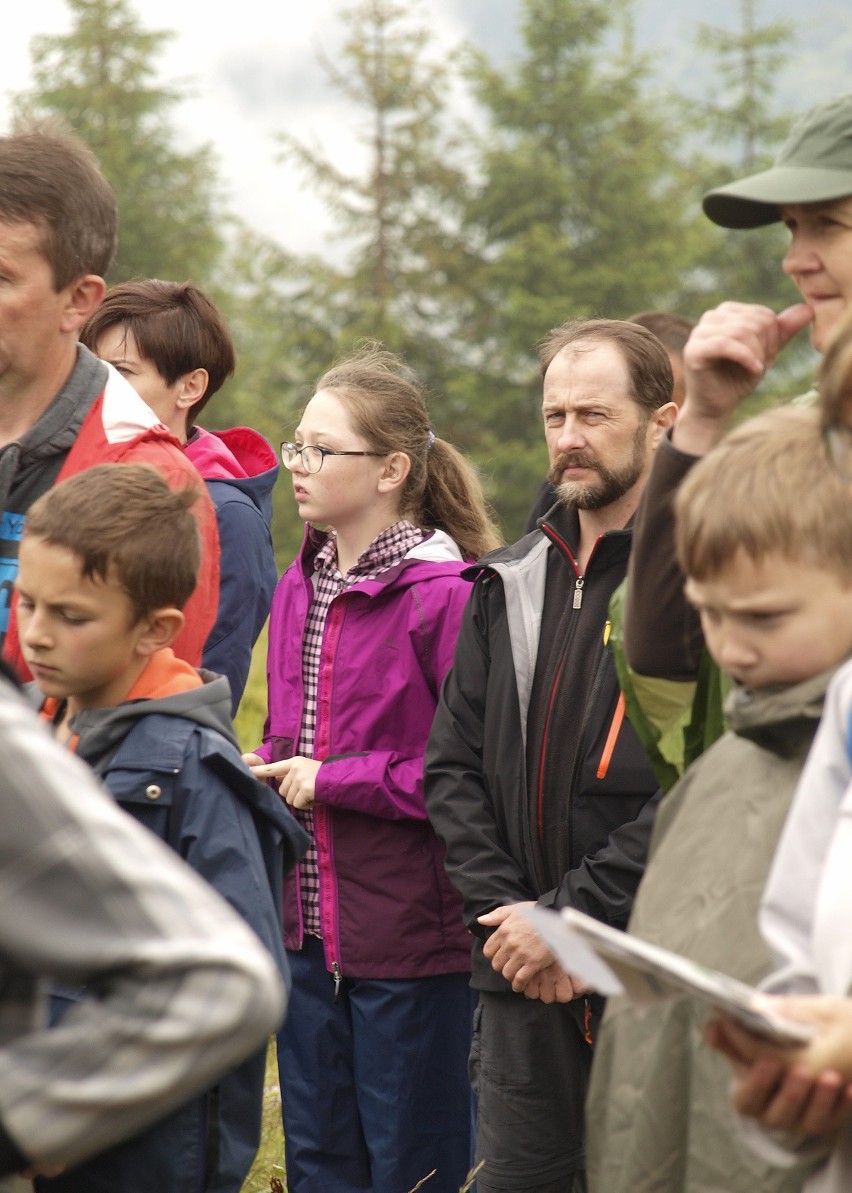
[657, 425, 702, 474]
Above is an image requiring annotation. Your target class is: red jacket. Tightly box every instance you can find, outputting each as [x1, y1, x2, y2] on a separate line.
[3, 368, 220, 676]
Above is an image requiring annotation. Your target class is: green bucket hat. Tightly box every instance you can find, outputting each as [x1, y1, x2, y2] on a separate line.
[703, 93, 852, 229]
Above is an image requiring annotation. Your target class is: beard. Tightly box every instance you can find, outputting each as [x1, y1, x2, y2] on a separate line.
[547, 425, 649, 511]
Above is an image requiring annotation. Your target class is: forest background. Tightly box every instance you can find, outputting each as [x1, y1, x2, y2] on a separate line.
[4, 0, 845, 747]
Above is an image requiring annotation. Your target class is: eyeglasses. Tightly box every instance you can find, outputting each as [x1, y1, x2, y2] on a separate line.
[280, 442, 387, 474]
[824, 424, 852, 482]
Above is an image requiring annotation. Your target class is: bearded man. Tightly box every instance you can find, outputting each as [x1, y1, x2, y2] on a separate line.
[424, 318, 677, 1193]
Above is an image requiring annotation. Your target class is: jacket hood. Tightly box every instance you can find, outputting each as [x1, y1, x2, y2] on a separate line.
[725, 664, 836, 756]
[297, 525, 465, 592]
[185, 425, 279, 512]
[404, 528, 464, 563]
[66, 649, 238, 775]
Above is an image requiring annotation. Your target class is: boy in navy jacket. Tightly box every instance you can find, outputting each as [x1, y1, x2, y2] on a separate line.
[15, 462, 307, 1193]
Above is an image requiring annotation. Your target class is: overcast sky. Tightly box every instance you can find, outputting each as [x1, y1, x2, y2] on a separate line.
[3, 1, 850, 264]
[1, 1, 517, 259]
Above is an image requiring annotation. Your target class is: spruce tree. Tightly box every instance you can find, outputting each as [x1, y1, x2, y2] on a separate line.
[14, 0, 225, 285]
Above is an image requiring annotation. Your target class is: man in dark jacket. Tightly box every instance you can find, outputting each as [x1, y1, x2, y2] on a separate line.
[424, 318, 677, 1193]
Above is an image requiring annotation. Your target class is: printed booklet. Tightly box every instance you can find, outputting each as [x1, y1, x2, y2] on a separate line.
[522, 905, 814, 1046]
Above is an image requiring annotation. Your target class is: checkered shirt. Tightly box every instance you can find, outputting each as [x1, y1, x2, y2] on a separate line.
[295, 521, 426, 936]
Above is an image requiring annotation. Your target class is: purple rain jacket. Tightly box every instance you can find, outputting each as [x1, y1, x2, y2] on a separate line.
[255, 526, 474, 979]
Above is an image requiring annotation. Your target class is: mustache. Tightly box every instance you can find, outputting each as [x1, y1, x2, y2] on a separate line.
[552, 452, 599, 473]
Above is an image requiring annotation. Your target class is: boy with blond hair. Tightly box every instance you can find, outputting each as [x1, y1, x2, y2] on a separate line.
[704, 313, 852, 1192]
[586, 403, 852, 1193]
[14, 463, 306, 1193]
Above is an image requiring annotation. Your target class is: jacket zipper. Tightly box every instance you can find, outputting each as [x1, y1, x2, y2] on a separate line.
[315, 597, 346, 990]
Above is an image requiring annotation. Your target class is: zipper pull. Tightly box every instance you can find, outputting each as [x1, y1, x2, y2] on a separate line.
[573, 577, 584, 609]
[332, 960, 341, 1002]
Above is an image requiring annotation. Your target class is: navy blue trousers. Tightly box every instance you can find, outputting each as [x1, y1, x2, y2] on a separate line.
[278, 936, 474, 1193]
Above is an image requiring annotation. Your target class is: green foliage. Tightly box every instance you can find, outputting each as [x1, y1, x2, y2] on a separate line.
[682, 0, 799, 306]
[460, 0, 707, 342]
[692, 0, 794, 171]
[277, 0, 472, 356]
[681, 1, 815, 387]
[445, 0, 711, 534]
[233, 622, 270, 753]
[14, 0, 225, 285]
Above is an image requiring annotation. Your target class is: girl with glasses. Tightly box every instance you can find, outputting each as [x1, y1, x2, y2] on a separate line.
[244, 343, 500, 1193]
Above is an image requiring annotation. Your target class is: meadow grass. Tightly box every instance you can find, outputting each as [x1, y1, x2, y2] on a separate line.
[240, 1038, 286, 1193]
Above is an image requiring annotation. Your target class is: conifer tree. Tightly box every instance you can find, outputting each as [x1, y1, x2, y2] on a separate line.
[689, 0, 815, 398]
[14, 0, 224, 284]
[456, 0, 707, 534]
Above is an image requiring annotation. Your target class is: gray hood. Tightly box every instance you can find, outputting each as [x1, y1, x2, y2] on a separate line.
[67, 671, 235, 777]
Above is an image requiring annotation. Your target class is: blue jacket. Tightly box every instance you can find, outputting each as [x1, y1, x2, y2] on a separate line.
[189, 425, 279, 711]
[38, 657, 308, 1193]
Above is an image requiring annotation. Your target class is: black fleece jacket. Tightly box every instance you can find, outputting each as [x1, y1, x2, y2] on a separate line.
[425, 504, 661, 992]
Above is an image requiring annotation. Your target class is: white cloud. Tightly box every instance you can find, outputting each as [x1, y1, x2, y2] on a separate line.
[1, 0, 476, 259]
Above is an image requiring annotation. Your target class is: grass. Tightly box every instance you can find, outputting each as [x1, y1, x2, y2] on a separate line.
[240, 1038, 286, 1193]
[236, 636, 285, 1193]
[233, 621, 269, 753]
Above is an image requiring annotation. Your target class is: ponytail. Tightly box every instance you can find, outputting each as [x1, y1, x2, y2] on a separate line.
[421, 438, 502, 560]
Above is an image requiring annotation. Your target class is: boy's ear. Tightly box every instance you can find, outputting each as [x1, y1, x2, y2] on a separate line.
[135, 607, 186, 656]
[176, 368, 209, 411]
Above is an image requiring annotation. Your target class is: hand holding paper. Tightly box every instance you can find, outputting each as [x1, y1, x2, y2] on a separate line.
[520, 905, 814, 1046]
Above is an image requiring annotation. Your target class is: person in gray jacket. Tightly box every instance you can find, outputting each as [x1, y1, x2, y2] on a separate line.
[588, 405, 852, 1193]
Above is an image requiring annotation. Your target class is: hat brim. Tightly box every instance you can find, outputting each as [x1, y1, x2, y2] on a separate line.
[703, 165, 852, 229]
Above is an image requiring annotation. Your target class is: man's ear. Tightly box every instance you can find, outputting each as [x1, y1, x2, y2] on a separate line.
[377, 451, 411, 495]
[176, 368, 209, 412]
[649, 401, 678, 447]
[135, 607, 186, 656]
[60, 274, 106, 334]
